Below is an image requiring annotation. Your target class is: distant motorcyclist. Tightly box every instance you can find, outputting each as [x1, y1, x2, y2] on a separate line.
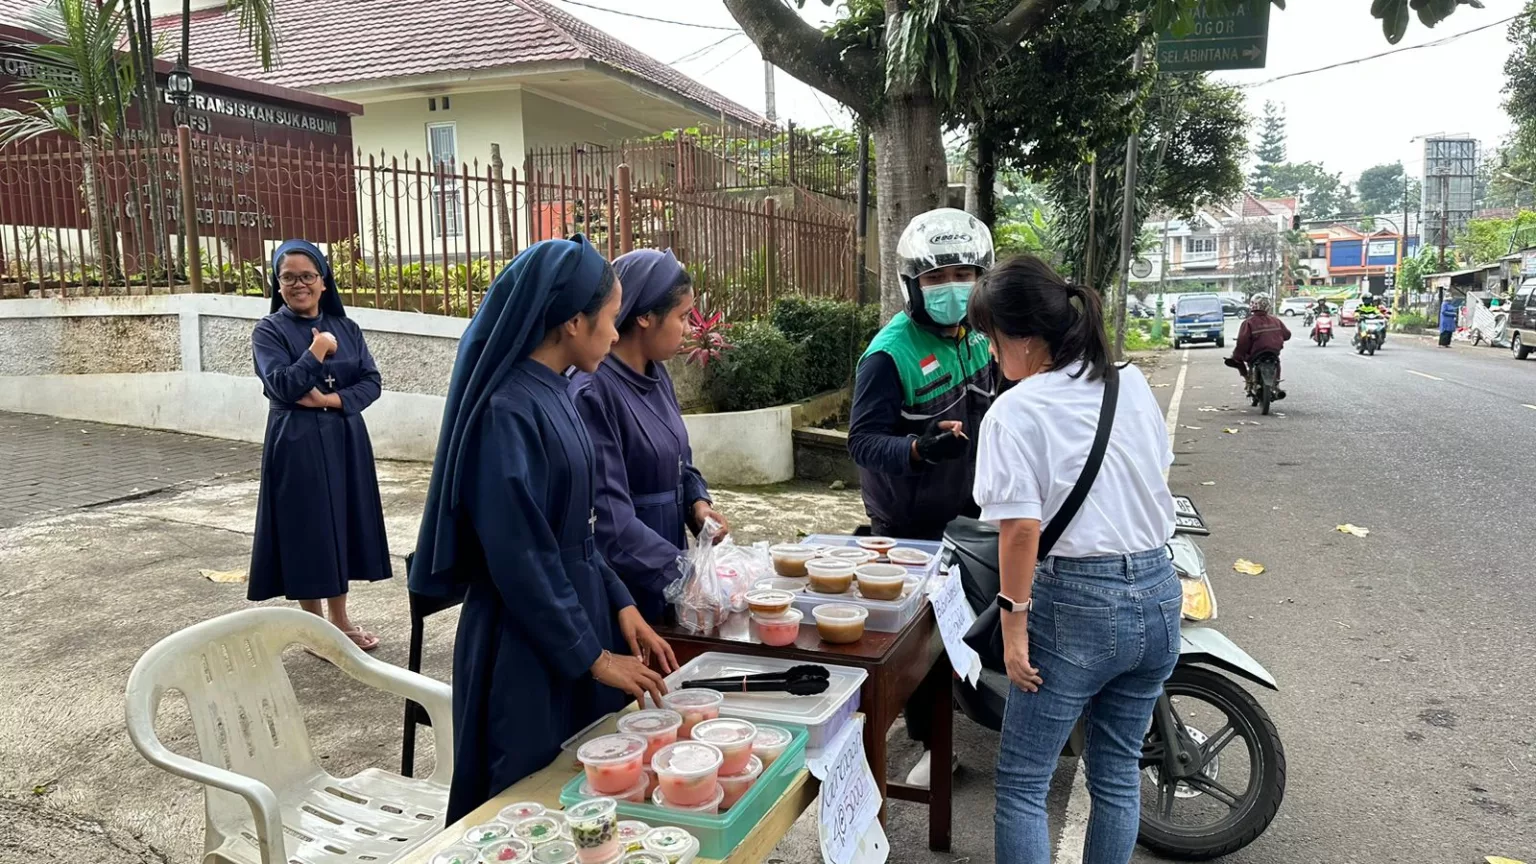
[1225, 294, 1291, 399]
[1356, 295, 1388, 342]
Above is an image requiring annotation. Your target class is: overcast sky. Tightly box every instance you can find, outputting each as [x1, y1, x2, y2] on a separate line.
[547, 0, 1519, 186]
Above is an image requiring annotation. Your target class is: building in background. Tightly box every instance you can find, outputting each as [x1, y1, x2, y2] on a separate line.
[1130, 193, 1297, 297]
[1421, 137, 1478, 260]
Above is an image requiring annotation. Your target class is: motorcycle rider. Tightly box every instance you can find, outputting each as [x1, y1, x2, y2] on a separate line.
[1224, 294, 1290, 399]
[848, 207, 995, 788]
[1311, 297, 1333, 341]
[1356, 294, 1388, 343]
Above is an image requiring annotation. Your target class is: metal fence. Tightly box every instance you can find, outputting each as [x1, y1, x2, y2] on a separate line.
[0, 131, 859, 319]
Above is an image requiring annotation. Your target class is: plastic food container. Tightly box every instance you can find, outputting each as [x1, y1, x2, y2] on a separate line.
[751, 724, 793, 767]
[717, 755, 763, 810]
[768, 543, 817, 577]
[464, 822, 514, 848]
[514, 816, 566, 847]
[855, 536, 897, 556]
[817, 546, 878, 565]
[854, 564, 907, 601]
[641, 827, 699, 864]
[430, 846, 482, 864]
[621, 852, 668, 864]
[499, 802, 547, 824]
[532, 840, 580, 864]
[805, 559, 855, 594]
[750, 609, 802, 647]
[482, 838, 535, 863]
[887, 547, 933, 567]
[616, 820, 651, 853]
[652, 783, 725, 815]
[578, 775, 647, 804]
[690, 717, 758, 775]
[661, 689, 723, 738]
[745, 589, 795, 616]
[649, 740, 723, 806]
[565, 798, 620, 864]
[616, 710, 683, 762]
[577, 734, 648, 796]
[753, 577, 806, 594]
[813, 604, 868, 644]
[663, 654, 863, 758]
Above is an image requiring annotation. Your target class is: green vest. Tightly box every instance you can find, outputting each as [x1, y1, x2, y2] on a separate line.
[862, 312, 991, 420]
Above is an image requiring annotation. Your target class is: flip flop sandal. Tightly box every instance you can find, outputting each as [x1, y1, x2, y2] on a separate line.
[343, 628, 380, 652]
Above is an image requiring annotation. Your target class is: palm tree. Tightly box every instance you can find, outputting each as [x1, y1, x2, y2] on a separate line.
[0, 0, 137, 280]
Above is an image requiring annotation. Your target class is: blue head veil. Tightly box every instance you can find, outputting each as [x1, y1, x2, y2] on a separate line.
[270, 239, 346, 317]
[409, 235, 611, 597]
[613, 248, 686, 329]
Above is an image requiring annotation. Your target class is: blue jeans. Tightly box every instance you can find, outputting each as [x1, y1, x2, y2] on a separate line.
[995, 549, 1182, 864]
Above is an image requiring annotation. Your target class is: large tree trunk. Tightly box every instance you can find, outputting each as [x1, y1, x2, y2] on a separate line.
[964, 129, 998, 229]
[871, 92, 947, 320]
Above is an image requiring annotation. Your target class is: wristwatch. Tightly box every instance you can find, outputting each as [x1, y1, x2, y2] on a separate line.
[996, 593, 1032, 614]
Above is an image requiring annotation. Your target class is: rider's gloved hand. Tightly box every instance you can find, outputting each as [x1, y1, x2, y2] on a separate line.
[914, 420, 968, 464]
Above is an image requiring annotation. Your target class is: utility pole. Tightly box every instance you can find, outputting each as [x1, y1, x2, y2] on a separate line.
[1112, 40, 1148, 360]
[1438, 172, 1449, 314]
[1398, 172, 1410, 312]
[1154, 218, 1170, 341]
[763, 61, 777, 123]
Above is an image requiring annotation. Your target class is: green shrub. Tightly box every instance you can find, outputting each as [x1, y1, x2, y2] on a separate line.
[1391, 311, 1431, 333]
[707, 320, 807, 412]
[769, 297, 880, 394]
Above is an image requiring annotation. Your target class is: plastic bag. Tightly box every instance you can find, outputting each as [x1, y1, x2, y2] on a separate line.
[665, 531, 774, 633]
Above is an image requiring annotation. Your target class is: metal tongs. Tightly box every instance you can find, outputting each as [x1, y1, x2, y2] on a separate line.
[681, 664, 831, 695]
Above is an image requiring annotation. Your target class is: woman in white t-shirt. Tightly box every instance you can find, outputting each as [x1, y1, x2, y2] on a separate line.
[967, 256, 1179, 864]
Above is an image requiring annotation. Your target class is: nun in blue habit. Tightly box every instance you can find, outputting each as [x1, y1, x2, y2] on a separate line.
[409, 236, 677, 823]
[570, 249, 730, 623]
[249, 240, 390, 651]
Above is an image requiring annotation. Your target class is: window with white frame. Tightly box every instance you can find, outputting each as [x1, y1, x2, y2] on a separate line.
[427, 122, 461, 237]
[1185, 236, 1217, 258]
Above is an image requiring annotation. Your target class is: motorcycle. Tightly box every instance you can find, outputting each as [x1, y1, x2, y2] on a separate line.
[1245, 351, 1282, 415]
[1312, 314, 1333, 347]
[942, 498, 1285, 860]
[1354, 316, 1387, 355]
[1302, 310, 1314, 329]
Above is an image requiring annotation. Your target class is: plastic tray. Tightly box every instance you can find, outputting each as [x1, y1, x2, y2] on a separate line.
[559, 723, 808, 860]
[795, 535, 942, 632]
[662, 652, 866, 757]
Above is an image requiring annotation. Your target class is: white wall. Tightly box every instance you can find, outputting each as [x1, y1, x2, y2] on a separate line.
[0, 294, 793, 483]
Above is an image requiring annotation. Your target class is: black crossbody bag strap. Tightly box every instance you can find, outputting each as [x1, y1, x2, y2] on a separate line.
[963, 365, 1120, 672]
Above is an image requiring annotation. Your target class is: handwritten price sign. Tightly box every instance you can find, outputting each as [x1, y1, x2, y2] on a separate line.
[810, 717, 883, 864]
[927, 564, 982, 686]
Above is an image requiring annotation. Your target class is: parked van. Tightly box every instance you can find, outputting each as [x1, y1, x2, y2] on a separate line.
[1172, 293, 1226, 349]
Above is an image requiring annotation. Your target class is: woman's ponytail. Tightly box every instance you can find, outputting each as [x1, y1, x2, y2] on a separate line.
[968, 256, 1113, 381]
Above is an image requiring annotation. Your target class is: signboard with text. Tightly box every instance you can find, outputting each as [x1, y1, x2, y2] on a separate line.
[1157, 2, 1273, 72]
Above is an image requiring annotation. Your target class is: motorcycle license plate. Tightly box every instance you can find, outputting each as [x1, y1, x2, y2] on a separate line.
[1172, 495, 1210, 536]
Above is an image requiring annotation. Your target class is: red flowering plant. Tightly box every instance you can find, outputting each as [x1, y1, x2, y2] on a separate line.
[683, 305, 732, 367]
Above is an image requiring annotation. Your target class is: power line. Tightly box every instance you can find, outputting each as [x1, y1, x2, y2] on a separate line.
[702, 40, 753, 76]
[1238, 14, 1517, 88]
[809, 88, 843, 127]
[670, 32, 742, 66]
[546, 0, 740, 32]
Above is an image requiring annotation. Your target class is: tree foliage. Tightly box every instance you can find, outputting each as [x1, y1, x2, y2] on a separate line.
[1249, 100, 1286, 193]
[1457, 212, 1536, 266]
[1356, 162, 1420, 215]
[1263, 161, 1354, 219]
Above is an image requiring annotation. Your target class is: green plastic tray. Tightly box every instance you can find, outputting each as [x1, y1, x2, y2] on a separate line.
[559, 723, 809, 859]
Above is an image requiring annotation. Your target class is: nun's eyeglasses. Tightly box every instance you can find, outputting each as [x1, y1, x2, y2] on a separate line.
[279, 272, 320, 287]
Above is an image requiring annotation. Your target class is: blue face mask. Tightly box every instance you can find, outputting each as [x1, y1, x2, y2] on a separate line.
[922, 282, 972, 325]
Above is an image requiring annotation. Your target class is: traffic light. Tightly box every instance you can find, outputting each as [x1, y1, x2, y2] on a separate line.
[1291, 214, 1301, 231]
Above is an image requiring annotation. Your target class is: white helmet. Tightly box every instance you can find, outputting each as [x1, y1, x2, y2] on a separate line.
[895, 208, 995, 303]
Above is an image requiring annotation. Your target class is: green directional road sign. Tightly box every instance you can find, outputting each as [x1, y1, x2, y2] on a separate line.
[1156, 2, 1272, 72]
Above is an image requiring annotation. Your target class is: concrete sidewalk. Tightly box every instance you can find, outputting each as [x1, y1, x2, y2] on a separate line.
[5, 419, 1024, 863]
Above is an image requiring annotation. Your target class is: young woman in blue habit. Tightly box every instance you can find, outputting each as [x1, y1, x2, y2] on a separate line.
[410, 235, 677, 822]
[249, 240, 391, 651]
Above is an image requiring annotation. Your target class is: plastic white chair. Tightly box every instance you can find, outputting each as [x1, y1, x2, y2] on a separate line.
[126, 607, 455, 864]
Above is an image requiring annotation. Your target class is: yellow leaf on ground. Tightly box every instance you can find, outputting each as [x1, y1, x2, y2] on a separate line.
[1335, 524, 1371, 538]
[200, 568, 247, 584]
[1486, 857, 1527, 864]
[1233, 559, 1266, 575]
[1223, 428, 1239, 434]
[1200, 481, 1216, 486]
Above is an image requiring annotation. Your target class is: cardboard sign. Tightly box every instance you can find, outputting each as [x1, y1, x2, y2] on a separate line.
[927, 564, 982, 686]
[809, 717, 884, 864]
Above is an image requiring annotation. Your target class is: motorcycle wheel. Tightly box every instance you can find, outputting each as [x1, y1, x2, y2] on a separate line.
[1367, 343, 1376, 356]
[1260, 386, 1271, 415]
[1139, 665, 1287, 860]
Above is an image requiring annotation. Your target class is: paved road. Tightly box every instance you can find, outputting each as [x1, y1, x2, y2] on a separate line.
[0, 411, 259, 528]
[1129, 320, 1536, 863]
